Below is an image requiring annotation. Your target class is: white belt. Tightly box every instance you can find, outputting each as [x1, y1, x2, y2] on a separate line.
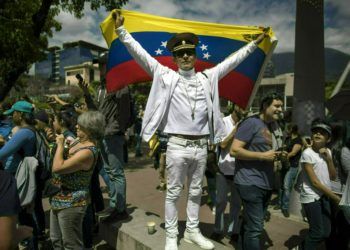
[168, 136, 207, 147]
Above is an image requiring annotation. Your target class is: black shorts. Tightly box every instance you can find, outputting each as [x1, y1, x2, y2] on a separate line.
[0, 170, 20, 217]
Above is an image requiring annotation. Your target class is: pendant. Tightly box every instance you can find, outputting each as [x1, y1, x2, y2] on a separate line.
[191, 113, 195, 120]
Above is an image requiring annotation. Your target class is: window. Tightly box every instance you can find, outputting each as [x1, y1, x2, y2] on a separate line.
[66, 70, 83, 76]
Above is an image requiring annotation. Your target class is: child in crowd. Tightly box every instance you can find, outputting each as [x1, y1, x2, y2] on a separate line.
[299, 121, 341, 249]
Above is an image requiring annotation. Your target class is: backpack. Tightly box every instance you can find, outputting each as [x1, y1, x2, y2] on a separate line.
[15, 127, 51, 206]
[25, 127, 52, 181]
[15, 157, 38, 206]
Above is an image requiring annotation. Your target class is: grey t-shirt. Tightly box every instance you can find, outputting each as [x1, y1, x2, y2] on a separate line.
[234, 116, 275, 190]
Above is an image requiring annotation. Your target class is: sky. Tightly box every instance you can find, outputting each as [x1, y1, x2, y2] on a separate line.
[49, 0, 349, 54]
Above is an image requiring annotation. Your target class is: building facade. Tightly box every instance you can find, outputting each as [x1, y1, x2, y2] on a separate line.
[35, 40, 107, 84]
[64, 62, 100, 86]
[251, 73, 295, 111]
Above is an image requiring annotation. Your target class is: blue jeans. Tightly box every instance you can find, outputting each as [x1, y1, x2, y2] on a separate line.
[302, 197, 331, 250]
[214, 174, 241, 235]
[236, 184, 272, 250]
[99, 165, 116, 207]
[281, 167, 299, 211]
[100, 134, 126, 212]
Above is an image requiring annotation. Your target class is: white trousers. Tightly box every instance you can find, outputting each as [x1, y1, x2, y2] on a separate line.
[165, 140, 207, 238]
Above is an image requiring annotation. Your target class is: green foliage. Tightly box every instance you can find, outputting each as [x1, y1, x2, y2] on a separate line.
[134, 93, 147, 107]
[0, 0, 128, 101]
[89, 80, 101, 97]
[33, 101, 52, 110]
[0, 1, 57, 85]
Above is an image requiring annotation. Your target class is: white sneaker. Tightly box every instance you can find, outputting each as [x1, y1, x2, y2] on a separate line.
[165, 237, 178, 250]
[184, 230, 215, 249]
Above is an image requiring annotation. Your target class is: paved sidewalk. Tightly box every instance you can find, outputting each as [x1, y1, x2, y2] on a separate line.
[121, 153, 309, 249]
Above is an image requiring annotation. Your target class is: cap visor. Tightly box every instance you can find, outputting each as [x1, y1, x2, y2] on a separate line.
[3, 108, 14, 115]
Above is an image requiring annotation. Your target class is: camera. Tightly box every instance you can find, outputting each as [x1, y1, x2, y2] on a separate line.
[275, 147, 290, 169]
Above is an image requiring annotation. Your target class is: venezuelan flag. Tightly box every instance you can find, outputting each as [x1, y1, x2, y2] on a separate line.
[100, 9, 277, 109]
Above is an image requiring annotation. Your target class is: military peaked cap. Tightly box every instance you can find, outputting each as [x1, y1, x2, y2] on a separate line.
[166, 32, 199, 52]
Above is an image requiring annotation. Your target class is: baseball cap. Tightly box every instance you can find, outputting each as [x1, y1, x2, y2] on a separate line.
[311, 123, 332, 137]
[3, 101, 34, 115]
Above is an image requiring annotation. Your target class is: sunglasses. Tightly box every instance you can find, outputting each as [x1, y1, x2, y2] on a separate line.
[174, 49, 196, 58]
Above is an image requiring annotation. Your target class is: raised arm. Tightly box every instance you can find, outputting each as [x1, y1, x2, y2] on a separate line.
[113, 11, 161, 76]
[77, 77, 97, 110]
[52, 134, 94, 174]
[206, 30, 267, 80]
[0, 129, 32, 161]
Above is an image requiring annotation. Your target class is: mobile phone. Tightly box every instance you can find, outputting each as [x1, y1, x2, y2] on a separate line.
[75, 74, 83, 82]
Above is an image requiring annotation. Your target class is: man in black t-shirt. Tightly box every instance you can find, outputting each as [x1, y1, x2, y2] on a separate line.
[280, 124, 303, 217]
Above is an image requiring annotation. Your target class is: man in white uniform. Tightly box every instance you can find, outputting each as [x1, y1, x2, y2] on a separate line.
[113, 11, 266, 250]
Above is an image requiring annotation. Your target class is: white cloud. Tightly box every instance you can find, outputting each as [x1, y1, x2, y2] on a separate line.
[50, 7, 108, 48]
[49, 0, 349, 54]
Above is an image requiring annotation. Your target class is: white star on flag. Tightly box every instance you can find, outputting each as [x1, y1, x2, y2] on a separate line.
[203, 52, 211, 59]
[155, 48, 163, 55]
[200, 44, 208, 51]
[161, 41, 167, 48]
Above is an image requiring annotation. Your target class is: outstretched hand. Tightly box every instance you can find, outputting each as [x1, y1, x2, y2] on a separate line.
[112, 10, 124, 29]
[255, 27, 270, 45]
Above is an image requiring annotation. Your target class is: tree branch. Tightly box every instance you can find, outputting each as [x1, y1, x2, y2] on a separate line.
[32, 0, 54, 37]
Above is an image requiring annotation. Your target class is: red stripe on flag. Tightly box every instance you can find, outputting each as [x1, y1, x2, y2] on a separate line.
[106, 57, 254, 108]
[219, 74, 254, 108]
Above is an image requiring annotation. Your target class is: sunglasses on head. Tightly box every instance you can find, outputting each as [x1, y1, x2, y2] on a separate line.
[174, 49, 196, 58]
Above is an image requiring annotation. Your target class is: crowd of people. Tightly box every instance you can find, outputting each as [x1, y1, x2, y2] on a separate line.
[0, 10, 349, 250]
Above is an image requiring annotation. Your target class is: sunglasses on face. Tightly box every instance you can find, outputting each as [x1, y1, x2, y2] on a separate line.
[174, 49, 196, 58]
[312, 128, 329, 136]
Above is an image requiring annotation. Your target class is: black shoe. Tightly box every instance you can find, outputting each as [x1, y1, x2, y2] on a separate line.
[96, 207, 116, 217]
[282, 209, 290, 218]
[264, 211, 271, 222]
[37, 232, 48, 241]
[273, 204, 281, 210]
[230, 233, 239, 243]
[210, 232, 224, 242]
[102, 210, 129, 223]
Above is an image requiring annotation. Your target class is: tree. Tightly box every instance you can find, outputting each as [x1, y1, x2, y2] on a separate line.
[0, 0, 128, 102]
